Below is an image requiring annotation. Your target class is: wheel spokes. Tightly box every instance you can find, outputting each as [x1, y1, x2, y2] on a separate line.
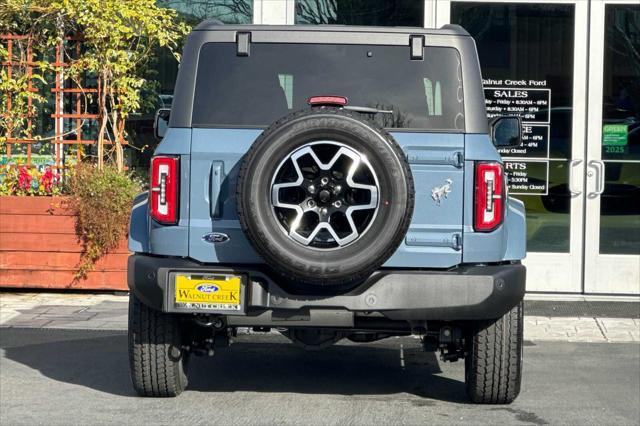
[271, 142, 379, 248]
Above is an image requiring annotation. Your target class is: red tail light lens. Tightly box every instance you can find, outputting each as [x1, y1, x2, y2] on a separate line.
[307, 95, 348, 106]
[150, 156, 179, 225]
[474, 162, 504, 232]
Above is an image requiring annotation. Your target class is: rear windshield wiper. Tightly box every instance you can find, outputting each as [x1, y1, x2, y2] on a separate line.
[343, 105, 394, 115]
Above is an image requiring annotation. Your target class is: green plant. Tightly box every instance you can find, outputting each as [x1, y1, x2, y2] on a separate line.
[0, 1, 53, 145]
[1, 0, 190, 169]
[66, 164, 140, 278]
[57, 0, 190, 170]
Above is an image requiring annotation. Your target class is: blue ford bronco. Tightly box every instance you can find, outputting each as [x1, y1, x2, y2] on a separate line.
[127, 22, 527, 404]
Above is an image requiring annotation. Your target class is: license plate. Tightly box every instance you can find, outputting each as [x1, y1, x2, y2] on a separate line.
[174, 274, 242, 311]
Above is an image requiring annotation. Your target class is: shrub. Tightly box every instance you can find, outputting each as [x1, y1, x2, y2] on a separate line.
[66, 164, 140, 278]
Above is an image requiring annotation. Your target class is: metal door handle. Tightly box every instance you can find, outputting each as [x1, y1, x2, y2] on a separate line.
[588, 160, 605, 197]
[568, 159, 582, 196]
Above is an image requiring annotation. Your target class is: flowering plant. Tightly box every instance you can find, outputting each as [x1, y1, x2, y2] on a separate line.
[0, 163, 63, 196]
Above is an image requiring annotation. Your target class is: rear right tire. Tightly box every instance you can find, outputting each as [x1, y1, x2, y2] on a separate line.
[465, 301, 524, 404]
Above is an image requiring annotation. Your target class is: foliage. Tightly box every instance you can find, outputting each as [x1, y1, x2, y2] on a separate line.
[0, 63, 48, 144]
[0, 0, 190, 169]
[65, 164, 141, 278]
[0, 163, 63, 195]
[0, 0, 56, 144]
[58, 0, 190, 170]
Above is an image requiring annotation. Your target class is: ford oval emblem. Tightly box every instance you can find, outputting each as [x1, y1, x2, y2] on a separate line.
[202, 232, 230, 244]
[196, 284, 219, 293]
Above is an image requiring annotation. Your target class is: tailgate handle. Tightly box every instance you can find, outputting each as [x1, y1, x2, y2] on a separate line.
[210, 162, 225, 218]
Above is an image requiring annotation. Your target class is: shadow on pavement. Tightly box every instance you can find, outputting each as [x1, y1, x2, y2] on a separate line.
[1, 328, 467, 403]
[1, 328, 134, 397]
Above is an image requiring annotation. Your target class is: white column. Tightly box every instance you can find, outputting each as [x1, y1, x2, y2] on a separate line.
[435, 0, 451, 27]
[252, 0, 262, 23]
[253, 0, 293, 25]
[424, 0, 438, 28]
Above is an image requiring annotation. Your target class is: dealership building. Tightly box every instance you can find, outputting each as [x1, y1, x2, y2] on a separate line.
[157, 0, 639, 296]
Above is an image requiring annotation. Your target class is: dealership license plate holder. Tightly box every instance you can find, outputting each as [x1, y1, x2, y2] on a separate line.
[168, 271, 246, 315]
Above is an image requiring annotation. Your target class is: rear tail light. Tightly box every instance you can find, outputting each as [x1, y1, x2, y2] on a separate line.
[474, 162, 504, 232]
[150, 156, 179, 225]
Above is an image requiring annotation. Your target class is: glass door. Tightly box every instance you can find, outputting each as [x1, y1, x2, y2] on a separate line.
[584, 1, 640, 294]
[438, 0, 589, 292]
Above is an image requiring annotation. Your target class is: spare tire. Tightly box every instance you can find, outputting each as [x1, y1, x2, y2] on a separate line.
[237, 107, 414, 289]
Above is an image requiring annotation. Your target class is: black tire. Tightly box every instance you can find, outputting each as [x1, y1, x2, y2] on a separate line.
[465, 301, 524, 404]
[128, 293, 188, 397]
[237, 107, 414, 289]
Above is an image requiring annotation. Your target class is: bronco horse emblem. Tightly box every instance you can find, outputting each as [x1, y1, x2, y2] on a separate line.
[431, 179, 453, 206]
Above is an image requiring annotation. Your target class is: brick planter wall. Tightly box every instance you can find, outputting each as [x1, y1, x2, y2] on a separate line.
[0, 196, 128, 290]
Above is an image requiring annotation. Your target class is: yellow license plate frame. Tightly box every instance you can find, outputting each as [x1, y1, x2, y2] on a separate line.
[173, 273, 243, 312]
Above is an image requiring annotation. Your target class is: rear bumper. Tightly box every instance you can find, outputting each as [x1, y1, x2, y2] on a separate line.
[128, 255, 525, 326]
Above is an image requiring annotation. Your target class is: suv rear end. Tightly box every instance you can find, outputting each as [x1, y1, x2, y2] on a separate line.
[127, 23, 527, 404]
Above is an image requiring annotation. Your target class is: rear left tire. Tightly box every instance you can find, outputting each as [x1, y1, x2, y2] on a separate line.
[128, 293, 188, 397]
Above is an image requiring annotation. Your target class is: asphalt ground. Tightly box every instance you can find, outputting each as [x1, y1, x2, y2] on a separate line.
[1, 328, 638, 425]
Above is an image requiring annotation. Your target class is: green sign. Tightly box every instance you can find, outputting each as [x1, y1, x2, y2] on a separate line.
[602, 124, 628, 146]
[0, 155, 56, 167]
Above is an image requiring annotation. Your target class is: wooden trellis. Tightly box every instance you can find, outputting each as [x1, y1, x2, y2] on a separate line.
[1, 34, 124, 169]
[1, 34, 36, 162]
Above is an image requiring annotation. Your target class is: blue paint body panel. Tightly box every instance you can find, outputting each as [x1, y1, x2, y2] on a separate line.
[385, 132, 464, 268]
[189, 128, 263, 263]
[129, 127, 526, 267]
[129, 129, 191, 256]
[461, 134, 527, 263]
[128, 192, 150, 253]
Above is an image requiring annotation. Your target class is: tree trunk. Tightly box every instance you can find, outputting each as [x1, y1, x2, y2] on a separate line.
[97, 75, 108, 170]
[113, 109, 124, 172]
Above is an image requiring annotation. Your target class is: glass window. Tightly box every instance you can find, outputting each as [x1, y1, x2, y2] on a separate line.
[452, 3, 575, 253]
[161, 0, 253, 25]
[126, 1, 253, 172]
[295, 0, 423, 26]
[599, 4, 640, 255]
[192, 43, 464, 130]
[154, 1, 254, 95]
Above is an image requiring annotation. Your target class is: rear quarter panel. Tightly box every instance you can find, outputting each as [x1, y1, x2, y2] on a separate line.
[462, 134, 527, 262]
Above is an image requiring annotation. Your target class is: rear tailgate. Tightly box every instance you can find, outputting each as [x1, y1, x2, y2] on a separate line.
[185, 35, 468, 267]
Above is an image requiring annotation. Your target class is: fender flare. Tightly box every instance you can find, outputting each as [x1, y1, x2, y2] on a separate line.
[129, 191, 150, 253]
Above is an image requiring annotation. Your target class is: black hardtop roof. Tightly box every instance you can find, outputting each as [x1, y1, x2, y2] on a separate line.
[193, 21, 470, 37]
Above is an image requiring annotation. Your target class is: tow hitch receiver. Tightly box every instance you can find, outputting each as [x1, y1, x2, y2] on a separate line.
[438, 326, 465, 362]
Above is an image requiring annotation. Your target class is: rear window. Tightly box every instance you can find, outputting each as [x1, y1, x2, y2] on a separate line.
[192, 42, 465, 130]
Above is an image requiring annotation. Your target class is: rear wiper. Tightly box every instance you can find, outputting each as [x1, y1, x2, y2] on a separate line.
[344, 105, 394, 115]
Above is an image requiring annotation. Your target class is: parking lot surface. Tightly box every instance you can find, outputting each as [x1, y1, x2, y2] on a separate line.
[1, 327, 639, 425]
